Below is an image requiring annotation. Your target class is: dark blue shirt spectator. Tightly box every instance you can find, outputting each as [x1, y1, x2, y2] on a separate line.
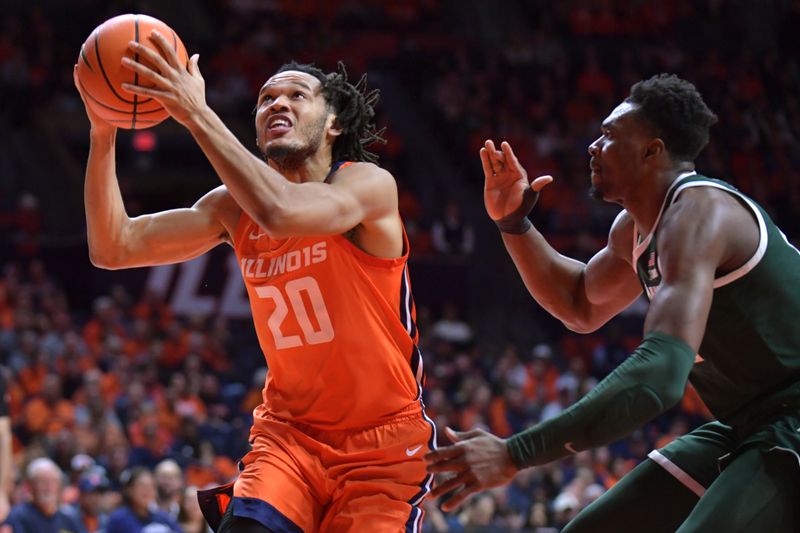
[106, 467, 184, 533]
[5, 458, 86, 533]
[105, 506, 183, 533]
[5, 501, 86, 533]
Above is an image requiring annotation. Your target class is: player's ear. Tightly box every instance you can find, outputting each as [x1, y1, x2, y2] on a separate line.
[327, 114, 343, 138]
[644, 138, 665, 160]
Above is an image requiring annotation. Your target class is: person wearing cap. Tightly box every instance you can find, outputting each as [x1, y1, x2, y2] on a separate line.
[5, 457, 86, 533]
[72, 468, 112, 533]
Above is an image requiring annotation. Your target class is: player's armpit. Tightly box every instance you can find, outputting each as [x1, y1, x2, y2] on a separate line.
[92, 186, 237, 269]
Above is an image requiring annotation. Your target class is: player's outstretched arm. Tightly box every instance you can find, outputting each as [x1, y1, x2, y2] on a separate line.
[483, 140, 641, 332]
[75, 68, 235, 270]
[425, 188, 745, 512]
[507, 187, 734, 464]
[120, 32, 398, 241]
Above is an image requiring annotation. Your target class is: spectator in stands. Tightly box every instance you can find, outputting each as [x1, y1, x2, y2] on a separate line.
[153, 460, 184, 519]
[430, 301, 473, 346]
[177, 486, 211, 533]
[431, 200, 475, 257]
[72, 467, 112, 533]
[4, 1, 800, 529]
[105, 467, 183, 533]
[22, 372, 75, 438]
[5, 457, 86, 533]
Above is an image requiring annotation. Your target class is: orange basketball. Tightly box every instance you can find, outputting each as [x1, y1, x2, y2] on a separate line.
[76, 14, 188, 129]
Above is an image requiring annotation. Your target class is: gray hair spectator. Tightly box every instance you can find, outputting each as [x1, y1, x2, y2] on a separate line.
[5, 457, 86, 533]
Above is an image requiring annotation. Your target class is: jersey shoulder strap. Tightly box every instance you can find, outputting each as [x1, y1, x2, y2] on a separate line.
[324, 161, 354, 183]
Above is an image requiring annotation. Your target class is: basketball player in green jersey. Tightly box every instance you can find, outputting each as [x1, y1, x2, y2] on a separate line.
[425, 74, 800, 531]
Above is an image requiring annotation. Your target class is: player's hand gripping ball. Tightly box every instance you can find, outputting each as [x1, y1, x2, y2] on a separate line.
[76, 14, 188, 129]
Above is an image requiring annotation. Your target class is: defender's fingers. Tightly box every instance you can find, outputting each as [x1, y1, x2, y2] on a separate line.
[480, 147, 497, 177]
[502, 141, 526, 175]
[445, 427, 485, 442]
[487, 144, 506, 170]
[424, 444, 463, 464]
[440, 480, 481, 512]
[430, 472, 470, 499]
[531, 175, 554, 191]
[425, 456, 467, 474]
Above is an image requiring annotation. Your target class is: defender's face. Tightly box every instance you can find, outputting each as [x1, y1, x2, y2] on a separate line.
[254, 71, 332, 163]
[587, 102, 652, 203]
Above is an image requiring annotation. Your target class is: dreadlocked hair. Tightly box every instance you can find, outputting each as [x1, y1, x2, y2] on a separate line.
[625, 73, 718, 161]
[276, 61, 386, 163]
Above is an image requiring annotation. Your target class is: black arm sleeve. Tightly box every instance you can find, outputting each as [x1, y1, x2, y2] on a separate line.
[507, 332, 695, 468]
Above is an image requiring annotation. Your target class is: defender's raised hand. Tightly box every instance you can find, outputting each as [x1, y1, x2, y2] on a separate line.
[481, 140, 552, 233]
[424, 427, 518, 512]
[120, 30, 206, 126]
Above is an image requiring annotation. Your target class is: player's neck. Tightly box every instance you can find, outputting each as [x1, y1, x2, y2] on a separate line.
[271, 151, 333, 184]
[626, 164, 695, 235]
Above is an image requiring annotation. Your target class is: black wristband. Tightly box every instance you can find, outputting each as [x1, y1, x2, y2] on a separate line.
[495, 216, 532, 234]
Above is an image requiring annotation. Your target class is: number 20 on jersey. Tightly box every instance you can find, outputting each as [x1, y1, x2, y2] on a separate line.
[255, 276, 335, 349]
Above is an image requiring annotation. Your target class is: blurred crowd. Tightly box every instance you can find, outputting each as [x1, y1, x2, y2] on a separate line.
[0, 239, 711, 533]
[2, 0, 800, 532]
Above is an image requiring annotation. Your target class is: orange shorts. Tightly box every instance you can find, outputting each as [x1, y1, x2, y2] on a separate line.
[230, 406, 436, 532]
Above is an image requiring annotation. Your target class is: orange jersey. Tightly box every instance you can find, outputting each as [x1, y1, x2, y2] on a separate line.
[233, 196, 423, 432]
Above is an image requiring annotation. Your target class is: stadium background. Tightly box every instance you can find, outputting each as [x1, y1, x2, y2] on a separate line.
[2, 0, 800, 531]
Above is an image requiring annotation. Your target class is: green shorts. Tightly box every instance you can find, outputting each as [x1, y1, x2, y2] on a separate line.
[650, 412, 800, 495]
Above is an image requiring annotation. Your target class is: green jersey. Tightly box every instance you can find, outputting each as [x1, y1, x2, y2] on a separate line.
[634, 172, 800, 431]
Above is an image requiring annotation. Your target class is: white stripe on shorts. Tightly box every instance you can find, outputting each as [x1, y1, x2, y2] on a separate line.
[768, 446, 800, 469]
[648, 449, 706, 497]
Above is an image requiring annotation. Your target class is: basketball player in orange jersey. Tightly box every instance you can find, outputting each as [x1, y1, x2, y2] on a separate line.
[73, 30, 434, 533]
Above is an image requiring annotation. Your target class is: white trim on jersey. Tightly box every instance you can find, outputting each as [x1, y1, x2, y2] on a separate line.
[402, 266, 413, 334]
[670, 181, 768, 288]
[648, 449, 706, 497]
[631, 171, 697, 269]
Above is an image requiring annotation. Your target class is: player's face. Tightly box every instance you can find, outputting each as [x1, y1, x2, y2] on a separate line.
[255, 71, 334, 169]
[587, 102, 653, 204]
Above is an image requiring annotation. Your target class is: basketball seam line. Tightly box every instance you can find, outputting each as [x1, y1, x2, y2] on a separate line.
[80, 45, 93, 72]
[77, 77, 165, 115]
[132, 15, 139, 129]
[92, 24, 155, 106]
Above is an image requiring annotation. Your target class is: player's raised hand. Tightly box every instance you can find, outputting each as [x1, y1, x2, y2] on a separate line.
[482, 140, 552, 233]
[120, 30, 206, 127]
[424, 427, 518, 512]
[73, 65, 116, 134]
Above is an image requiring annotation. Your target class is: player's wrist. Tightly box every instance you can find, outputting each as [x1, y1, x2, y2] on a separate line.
[89, 124, 117, 141]
[495, 216, 532, 235]
[502, 438, 522, 473]
[506, 433, 535, 469]
[183, 103, 215, 132]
